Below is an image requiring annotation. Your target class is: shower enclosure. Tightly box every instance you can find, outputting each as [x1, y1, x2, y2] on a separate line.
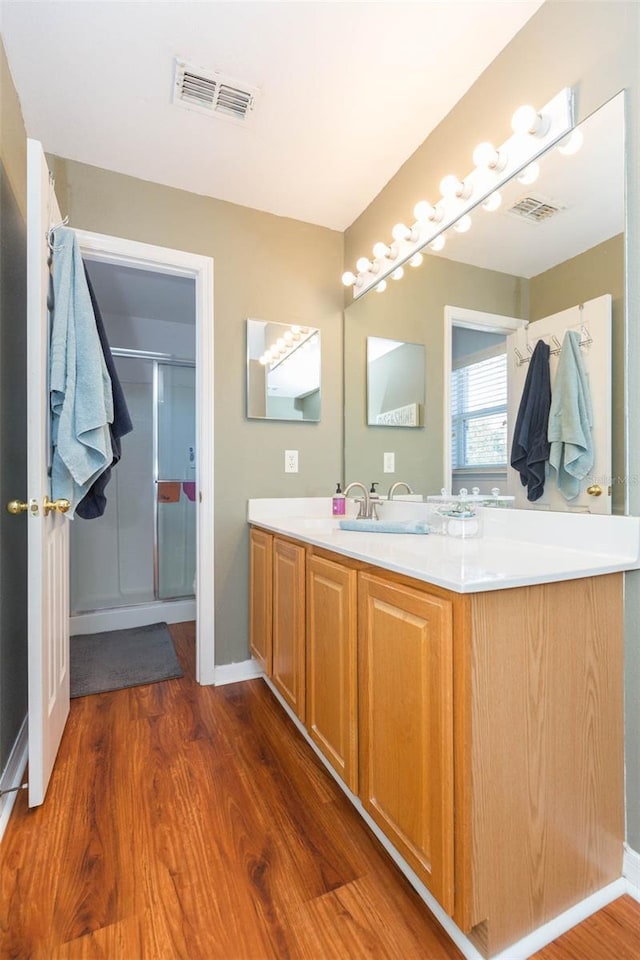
[70, 349, 196, 633]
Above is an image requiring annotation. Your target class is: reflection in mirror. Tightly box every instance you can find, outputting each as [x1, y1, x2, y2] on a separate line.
[247, 318, 321, 421]
[344, 92, 625, 510]
[367, 337, 425, 427]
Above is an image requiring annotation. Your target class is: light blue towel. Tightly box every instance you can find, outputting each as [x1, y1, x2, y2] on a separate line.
[50, 227, 113, 517]
[547, 330, 594, 500]
[339, 519, 430, 534]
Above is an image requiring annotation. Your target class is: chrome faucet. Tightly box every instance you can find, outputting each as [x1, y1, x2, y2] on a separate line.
[387, 481, 414, 499]
[343, 482, 370, 519]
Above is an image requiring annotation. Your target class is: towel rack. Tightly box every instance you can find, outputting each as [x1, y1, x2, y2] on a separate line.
[515, 324, 593, 366]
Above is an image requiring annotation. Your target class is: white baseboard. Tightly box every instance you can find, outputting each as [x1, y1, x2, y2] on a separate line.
[70, 599, 196, 635]
[214, 658, 263, 686]
[490, 878, 627, 960]
[624, 843, 640, 901]
[0, 716, 28, 843]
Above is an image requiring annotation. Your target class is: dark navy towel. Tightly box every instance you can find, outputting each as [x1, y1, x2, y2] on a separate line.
[510, 339, 551, 501]
[75, 265, 133, 519]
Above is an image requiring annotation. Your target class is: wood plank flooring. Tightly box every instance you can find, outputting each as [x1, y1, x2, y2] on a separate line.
[1, 621, 639, 959]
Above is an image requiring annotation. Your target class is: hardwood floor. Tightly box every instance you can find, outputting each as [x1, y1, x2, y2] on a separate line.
[1, 621, 639, 959]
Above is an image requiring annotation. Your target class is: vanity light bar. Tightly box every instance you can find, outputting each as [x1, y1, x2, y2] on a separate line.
[345, 87, 575, 299]
[260, 326, 317, 371]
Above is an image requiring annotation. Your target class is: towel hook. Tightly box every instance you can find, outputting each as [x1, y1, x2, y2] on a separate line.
[46, 215, 69, 254]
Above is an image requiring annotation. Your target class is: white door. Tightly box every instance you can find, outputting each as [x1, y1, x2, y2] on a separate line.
[26, 138, 70, 806]
[507, 294, 611, 514]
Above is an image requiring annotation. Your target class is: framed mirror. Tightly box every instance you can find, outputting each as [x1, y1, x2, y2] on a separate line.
[247, 318, 321, 421]
[344, 92, 625, 506]
[367, 337, 425, 427]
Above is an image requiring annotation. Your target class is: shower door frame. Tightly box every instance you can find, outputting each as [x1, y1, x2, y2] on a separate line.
[112, 348, 196, 604]
[76, 230, 215, 686]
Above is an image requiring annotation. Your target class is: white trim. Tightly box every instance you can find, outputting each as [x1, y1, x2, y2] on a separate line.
[0, 717, 28, 842]
[490, 879, 626, 960]
[443, 306, 527, 492]
[214, 659, 264, 686]
[69, 599, 196, 636]
[624, 843, 640, 901]
[262, 674, 631, 960]
[75, 231, 215, 685]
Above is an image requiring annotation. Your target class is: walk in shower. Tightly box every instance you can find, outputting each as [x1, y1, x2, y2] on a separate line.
[70, 349, 196, 634]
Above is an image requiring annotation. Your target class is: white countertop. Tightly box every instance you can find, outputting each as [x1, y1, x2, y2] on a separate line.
[248, 498, 640, 594]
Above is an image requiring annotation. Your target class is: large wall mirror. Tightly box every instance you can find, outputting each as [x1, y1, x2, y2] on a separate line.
[247, 318, 321, 422]
[344, 92, 625, 508]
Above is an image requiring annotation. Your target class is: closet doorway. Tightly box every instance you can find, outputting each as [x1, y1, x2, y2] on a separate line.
[75, 231, 214, 684]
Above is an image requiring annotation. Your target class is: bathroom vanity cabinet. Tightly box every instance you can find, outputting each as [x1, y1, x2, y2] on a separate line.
[249, 525, 624, 957]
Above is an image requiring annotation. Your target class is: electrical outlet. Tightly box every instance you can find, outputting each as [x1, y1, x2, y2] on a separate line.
[284, 449, 299, 473]
[383, 452, 395, 473]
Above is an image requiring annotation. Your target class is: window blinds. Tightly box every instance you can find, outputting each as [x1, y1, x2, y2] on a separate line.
[451, 352, 507, 469]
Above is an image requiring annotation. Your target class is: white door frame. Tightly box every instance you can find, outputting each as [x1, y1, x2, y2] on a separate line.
[443, 305, 527, 492]
[75, 230, 215, 685]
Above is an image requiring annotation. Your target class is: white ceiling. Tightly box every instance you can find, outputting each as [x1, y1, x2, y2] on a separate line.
[0, 0, 544, 231]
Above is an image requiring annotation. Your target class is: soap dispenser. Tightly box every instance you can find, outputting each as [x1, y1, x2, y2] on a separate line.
[332, 483, 346, 516]
[369, 482, 381, 520]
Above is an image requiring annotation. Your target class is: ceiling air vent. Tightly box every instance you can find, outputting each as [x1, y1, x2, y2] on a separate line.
[173, 59, 258, 123]
[507, 196, 564, 223]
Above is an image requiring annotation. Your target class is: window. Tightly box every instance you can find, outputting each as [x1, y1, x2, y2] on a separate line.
[451, 351, 507, 469]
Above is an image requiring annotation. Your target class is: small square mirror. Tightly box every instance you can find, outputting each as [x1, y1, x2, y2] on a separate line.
[247, 318, 321, 421]
[367, 337, 425, 427]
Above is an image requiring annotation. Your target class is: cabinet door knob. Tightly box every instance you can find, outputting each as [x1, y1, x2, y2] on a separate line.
[586, 484, 602, 497]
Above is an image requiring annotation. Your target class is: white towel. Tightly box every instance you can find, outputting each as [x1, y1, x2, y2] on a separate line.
[50, 227, 114, 516]
[547, 330, 594, 500]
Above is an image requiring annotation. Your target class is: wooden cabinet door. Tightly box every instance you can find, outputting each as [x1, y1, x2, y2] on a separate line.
[249, 528, 272, 674]
[272, 537, 306, 721]
[358, 573, 455, 914]
[306, 554, 358, 792]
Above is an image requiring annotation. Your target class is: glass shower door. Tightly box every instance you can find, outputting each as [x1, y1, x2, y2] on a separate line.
[156, 362, 196, 599]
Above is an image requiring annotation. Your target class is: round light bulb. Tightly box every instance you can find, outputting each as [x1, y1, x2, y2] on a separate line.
[373, 241, 392, 259]
[391, 267, 404, 280]
[413, 200, 442, 223]
[453, 214, 472, 233]
[341, 271, 357, 286]
[482, 191, 502, 212]
[392, 223, 409, 242]
[558, 128, 584, 156]
[473, 141, 505, 171]
[259, 355, 268, 365]
[276, 338, 285, 350]
[517, 161, 540, 186]
[430, 235, 446, 252]
[283, 331, 293, 343]
[375, 280, 387, 293]
[511, 104, 549, 137]
[440, 174, 469, 199]
[291, 324, 300, 333]
[409, 252, 423, 268]
[356, 256, 372, 273]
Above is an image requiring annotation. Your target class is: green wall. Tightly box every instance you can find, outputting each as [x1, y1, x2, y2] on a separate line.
[48, 156, 344, 667]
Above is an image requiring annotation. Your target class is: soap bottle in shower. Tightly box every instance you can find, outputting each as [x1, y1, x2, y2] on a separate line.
[332, 483, 345, 516]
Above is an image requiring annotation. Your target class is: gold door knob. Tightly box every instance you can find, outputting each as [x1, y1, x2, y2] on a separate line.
[7, 500, 28, 515]
[586, 484, 603, 497]
[43, 496, 71, 516]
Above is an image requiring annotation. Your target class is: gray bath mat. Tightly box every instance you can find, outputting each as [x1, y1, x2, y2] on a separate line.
[70, 621, 183, 698]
